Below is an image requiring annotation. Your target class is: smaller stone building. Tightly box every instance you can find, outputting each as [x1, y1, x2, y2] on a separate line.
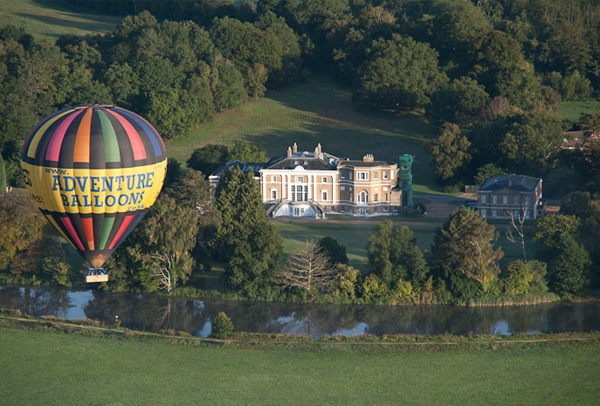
[477, 174, 543, 219]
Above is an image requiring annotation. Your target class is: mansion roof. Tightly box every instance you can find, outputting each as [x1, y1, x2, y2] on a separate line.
[479, 174, 541, 193]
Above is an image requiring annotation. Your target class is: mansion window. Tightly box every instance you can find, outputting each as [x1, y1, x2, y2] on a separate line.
[525, 196, 531, 205]
[503, 195, 508, 204]
[481, 209, 487, 218]
[358, 191, 368, 204]
[271, 190, 277, 200]
[492, 195, 498, 204]
[513, 196, 519, 205]
[357, 172, 369, 180]
[481, 195, 487, 204]
[322, 191, 328, 201]
[271, 176, 277, 182]
[383, 171, 388, 179]
[374, 172, 378, 180]
[374, 193, 379, 202]
[322, 177, 327, 183]
[291, 185, 309, 201]
[296, 176, 304, 182]
[340, 171, 345, 179]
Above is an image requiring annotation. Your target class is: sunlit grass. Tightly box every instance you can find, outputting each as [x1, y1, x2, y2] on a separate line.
[1, 327, 599, 406]
[558, 100, 600, 121]
[0, 0, 121, 39]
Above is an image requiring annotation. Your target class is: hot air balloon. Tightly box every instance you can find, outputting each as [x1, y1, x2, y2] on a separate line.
[20, 105, 167, 282]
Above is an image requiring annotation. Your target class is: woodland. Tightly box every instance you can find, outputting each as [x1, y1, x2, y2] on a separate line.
[1, 0, 600, 304]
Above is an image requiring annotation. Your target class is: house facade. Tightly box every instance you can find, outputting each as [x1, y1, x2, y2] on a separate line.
[477, 174, 543, 220]
[211, 143, 403, 218]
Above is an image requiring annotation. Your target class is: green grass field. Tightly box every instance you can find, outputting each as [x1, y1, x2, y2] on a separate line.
[1, 327, 599, 405]
[0, 0, 121, 39]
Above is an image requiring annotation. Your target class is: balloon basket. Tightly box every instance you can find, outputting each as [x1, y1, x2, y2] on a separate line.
[86, 268, 108, 283]
[86, 274, 109, 283]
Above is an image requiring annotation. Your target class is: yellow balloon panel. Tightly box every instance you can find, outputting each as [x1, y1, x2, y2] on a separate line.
[22, 161, 167, 215]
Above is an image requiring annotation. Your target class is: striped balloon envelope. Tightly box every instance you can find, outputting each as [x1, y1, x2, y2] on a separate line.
[20, 105, 167, 279]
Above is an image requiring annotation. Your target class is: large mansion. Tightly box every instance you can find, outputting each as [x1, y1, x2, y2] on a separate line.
[210, 143, 407, 218]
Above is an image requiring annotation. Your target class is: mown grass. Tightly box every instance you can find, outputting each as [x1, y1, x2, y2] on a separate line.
[557, 100, 600, 121]
[0, 0, 121, 39]
[1, 325, 599, 406]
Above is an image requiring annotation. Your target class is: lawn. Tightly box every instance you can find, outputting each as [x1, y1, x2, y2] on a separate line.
[166, 74, 440, 193]
[0, 0, 122, 39]
[557, 100, 600, 121]
[1, 327, 599, 405]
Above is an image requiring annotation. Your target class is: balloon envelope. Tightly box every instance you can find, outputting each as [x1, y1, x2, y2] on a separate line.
[20, 104, 167, 269]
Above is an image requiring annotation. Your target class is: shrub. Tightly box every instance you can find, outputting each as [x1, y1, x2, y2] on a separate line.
[211, 312, 234, 339]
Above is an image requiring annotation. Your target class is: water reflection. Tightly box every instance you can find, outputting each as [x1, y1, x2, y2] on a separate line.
[1, 285, 599, 338]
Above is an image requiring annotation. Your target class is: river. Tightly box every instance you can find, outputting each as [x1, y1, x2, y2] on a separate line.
[1, 285, 599, 339]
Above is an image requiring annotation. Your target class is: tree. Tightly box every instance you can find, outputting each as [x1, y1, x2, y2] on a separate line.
[366, 221, 429, 290]
[317, 236, 348, 265]
[559, 191, 592, 219]
[428, 77, 490, 127]
[210, 57, 246, 112]
[505, 203, 531, 262]
[422, 0, 493, 67]
[108, 195, 199, 292]
[551, 235, 591, 298]
[273, 239, 338, 293]
[211, 311, 234, 339]
[211, 166, 283, 299]
[187, 144, 230, 176]
[0, 191, 46, 275]
[431, 208, 504, 295]
[429, 122, 472, 183]
[503, 260, 548, 296]
[353, 34, 448, 111]
[499, 111, 564, 175]
[41, 233, 73, 286]
[532, 213, 580, 263]
[228, 141, 267, 163]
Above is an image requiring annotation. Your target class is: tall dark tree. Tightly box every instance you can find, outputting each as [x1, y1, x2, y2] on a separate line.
[211, 166, 283, 299]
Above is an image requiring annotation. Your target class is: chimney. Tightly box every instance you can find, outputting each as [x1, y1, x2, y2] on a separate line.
[363, 154, 374, 163]
[287, 146, 292, 157]
[293, 142, 297, 153]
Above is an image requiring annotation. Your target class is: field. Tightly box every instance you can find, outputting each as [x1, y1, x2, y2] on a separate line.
[1, 326, 599, 406]
[0, 0, 122, 39]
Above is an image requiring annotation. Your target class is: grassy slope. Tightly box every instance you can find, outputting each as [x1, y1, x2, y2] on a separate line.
[2, 327, 599, 406]
[167, 74, 439, 192]
[0, 0, 121, 40]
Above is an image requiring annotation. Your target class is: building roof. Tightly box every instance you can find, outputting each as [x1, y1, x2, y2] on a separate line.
[211, 160, 265, 177]
[478, 174, 541, 193]
[263, 144, 341, 171]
